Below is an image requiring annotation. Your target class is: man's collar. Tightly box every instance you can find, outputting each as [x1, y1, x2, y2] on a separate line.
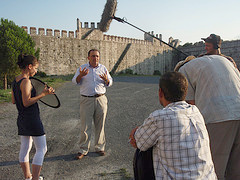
[165, 101, 187, 108]
[88, 63, 99, 68]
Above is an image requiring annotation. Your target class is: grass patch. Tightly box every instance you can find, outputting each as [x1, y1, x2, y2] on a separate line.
[99, 171, 107, 177]
[35, 76, 65, 89]
[119, 168, 132, 179]
[0, 89, 12, 103]
[34, 74, 74, 89]
[98, 168, 133, 180]
[0, 74, 74, 103]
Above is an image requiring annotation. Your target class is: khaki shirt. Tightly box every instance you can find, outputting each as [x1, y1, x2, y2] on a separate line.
[179, 55, 240, 124]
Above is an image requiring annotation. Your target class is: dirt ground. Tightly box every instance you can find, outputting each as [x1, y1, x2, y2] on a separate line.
[0, 76, 161, 180]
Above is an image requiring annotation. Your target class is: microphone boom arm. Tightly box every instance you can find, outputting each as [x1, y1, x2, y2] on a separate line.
[112, 16, 188, 57]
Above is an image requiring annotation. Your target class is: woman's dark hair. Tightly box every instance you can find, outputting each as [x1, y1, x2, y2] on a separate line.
[17, 54, 38, 69]
[159, 72, 188, 102]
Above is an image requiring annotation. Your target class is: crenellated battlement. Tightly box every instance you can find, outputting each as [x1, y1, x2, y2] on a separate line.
[21, 26, 168, 45]
[82, 22, 100, 29]
[21, 18, 178, 46]
[19, 18, 180, 76]
[77, 19, 100, 30]
[22, 26, 77, 38]
[19, 17, 240, 76]
[103, 34, 153, 45]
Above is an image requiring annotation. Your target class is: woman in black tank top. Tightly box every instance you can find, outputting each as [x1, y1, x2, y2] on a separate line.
[11, 54, 54, 180]
[12, 77, 44, 136]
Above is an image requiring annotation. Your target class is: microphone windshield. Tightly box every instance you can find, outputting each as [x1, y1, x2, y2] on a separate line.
[99, 0, 117, 32]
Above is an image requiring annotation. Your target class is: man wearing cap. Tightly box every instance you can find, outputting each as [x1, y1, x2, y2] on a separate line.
[72, 49, 113, 159]
[179, 54, 240, 179]
[200, 33, 237, 68]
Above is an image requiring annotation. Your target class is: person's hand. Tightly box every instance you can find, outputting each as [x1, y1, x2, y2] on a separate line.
[79, 67, 89, 77]
[42, 85, 55, 96]
[129, 127, 138, 148]
[99, 72, 109, 84]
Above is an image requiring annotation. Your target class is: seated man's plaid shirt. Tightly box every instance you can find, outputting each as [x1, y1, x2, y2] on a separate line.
[134, 101, 217, 180]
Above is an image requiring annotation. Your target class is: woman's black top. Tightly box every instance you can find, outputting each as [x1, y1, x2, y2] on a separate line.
[12, 78, 45, 136]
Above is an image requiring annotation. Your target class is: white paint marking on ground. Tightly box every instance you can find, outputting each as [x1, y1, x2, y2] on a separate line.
[133, 87, 151, 94]
[113, 87, 130, 91]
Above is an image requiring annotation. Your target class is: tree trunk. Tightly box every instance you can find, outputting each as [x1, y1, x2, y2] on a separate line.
[4, 73, 7, 90]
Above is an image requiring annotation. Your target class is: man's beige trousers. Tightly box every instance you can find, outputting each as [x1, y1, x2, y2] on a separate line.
[79, 95, 108, 155]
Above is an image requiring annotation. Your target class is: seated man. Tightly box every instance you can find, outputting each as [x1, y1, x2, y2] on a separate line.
[129, 72, 217, 180]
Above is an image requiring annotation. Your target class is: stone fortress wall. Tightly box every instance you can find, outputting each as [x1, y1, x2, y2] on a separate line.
[21, 18, 240, 75]
[21, 19, 179, 75]
[179, 40, 240, 68]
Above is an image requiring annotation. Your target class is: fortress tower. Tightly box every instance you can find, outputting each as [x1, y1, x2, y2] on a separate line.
[20, 18, 184, 75]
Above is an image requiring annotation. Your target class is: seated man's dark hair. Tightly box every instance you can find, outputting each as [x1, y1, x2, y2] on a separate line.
[159, 72, 188, 102]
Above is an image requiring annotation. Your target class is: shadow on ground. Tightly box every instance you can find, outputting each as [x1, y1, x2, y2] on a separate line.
[113, 76, 160, 84]
[97, 168, 133, 180]
[0, 153, 76, 167]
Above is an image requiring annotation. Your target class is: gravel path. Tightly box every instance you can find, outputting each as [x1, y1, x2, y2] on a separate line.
[0, 76, 161, 180]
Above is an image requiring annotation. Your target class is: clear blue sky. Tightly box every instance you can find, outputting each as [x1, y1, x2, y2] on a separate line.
[1, 0, 240, 45]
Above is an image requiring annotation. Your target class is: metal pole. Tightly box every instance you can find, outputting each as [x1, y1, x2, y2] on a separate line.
[113, 16, 188, 57]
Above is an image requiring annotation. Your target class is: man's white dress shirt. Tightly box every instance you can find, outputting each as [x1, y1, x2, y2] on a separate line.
[72, 63, 113, 96]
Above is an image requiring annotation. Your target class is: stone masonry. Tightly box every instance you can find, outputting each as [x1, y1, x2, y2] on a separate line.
[179, 40, 240, 68]
[21, 19, 177, 76]
[21, 19, 240, 75]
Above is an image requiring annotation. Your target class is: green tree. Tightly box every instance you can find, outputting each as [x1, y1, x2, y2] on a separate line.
[182, 42, 193, 48]
[0, 18, 40, 89]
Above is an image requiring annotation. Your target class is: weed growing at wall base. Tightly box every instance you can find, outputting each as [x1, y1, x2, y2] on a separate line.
[34, 74, 74, 89]
[0, 74, 74, 103]
[98, 168, 133, 179]
[0, 89, 11, 103]
[153, 70, 161, 76]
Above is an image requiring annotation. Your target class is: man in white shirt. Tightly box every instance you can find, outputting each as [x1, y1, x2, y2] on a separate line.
[129, 72, 217, 180]
[179, 55, 240, 179]
[72, 49, 113, 159]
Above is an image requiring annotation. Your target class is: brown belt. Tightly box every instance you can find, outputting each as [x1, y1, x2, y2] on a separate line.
[81, 94, 104, 98]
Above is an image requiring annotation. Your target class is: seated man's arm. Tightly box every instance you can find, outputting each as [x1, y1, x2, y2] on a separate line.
[134, 115, 159, 151]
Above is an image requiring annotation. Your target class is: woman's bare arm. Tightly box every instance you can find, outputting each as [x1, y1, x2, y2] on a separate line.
[21, 79, 54, 107]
